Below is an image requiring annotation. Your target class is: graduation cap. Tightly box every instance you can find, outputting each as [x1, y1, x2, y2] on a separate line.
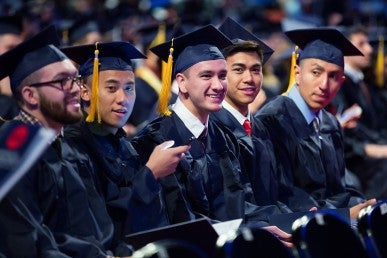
[282, 28, 363, 94]
[0, 25, 66, 95]
[150, 24, 233, 115]
[61, 41, 146, 123]
[126, 218, 219, 256]
[284, 27, 363, 68]
[67, 17, 100, 46]
[218, 17, 274, 65]
[0, 14, 23, 35]
[136, 21, 184, 50]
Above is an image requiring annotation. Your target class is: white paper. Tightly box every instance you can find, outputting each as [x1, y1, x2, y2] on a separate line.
[212, 218, 243, 236]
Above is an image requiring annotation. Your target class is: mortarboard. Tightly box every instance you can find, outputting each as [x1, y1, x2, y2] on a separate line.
[61, 41, 146, 123]
[0, 14, 23, 35]
[126, 218, 219, 256]
[0, 25, 67, 95]
[150, 24, 233, 115]
[284, 27, 363, 68]
[67, 17, 100, 46]
[218, 17, 274, 65]
[136, 21, 184, 50]
[61, 41, 146, 76]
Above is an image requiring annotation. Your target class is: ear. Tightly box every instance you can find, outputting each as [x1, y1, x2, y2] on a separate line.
[21, 86, 39, 106]
[80, 85, 91, 101]
[340, 75, 346, 84]
[175, 73, 188, 94]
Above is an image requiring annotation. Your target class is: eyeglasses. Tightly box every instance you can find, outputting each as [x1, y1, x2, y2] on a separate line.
[30, 75, 82, 91]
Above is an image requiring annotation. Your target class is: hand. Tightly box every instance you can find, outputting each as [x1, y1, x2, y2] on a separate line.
[146, 141, 190, 179]
[336, 104, 362, 129]
[262, 225, 293, 248]
[349, 198, 377, 220]
[364, 143, 387, 159]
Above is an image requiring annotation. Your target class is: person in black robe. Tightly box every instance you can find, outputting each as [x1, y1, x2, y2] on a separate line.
[131, 24, 293, 246]
[0, 26, 128, 257]
[330, 25, 387, 199]
[212, 17, 291, 209]
[126, 22, 180, 137]
[254, 27, 376, 222]
[61, 42, 190, 240]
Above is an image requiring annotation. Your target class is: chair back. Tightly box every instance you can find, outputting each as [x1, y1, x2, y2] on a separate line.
[358, 199, 387, 258]
[292, 211, 369, 258]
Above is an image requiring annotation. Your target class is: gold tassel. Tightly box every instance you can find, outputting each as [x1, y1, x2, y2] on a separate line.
[62, 29, 69, 46]
[149, 23, 166, 49]
[282, 45, 298, 95]
[157, 39, 174, 116]
[375, 35, 384, 88]
[86, 42, 101, 123]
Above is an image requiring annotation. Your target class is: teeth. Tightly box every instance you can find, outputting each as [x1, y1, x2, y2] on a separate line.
[68, 100, 79, 105]
[208, 94, 222, 98]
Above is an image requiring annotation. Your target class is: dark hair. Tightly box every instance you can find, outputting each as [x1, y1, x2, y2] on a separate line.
[343, 24, 368, 39]
[222, 40, 264, 63]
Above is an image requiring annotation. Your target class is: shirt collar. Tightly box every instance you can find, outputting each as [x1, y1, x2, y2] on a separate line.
[222, 100, 250, 125]
[15, 109, 64, 138]
[286, 84, 321, 125]
[172, 98, 208, 138]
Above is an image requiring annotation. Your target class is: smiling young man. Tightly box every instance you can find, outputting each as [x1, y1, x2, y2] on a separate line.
[131, 24, 294, 244]
[254, 28, 376, 221]
[61, 42, 190, 245]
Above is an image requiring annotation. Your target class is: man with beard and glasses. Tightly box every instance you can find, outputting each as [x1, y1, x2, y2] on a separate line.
[0, 26, 131, 257]
[61, 42, 190, 241]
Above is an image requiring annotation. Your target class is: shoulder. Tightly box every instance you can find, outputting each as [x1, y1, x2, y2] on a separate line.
[209, 119, 240, 154]
[257, 95, 293, 115]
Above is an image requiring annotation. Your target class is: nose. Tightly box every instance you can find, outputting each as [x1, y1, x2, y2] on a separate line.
[364, 42, 373, 56]
[320, 74, 329, 89]
[117, 88, 135, 105]
[212, 77, 226, 91]
[243, 71, 254, 83]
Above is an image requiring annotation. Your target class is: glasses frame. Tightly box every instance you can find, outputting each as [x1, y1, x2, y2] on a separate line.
[30, 75, 82, 91]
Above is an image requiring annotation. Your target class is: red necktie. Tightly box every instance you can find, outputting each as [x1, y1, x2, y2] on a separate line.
[243, 119, 252, 136]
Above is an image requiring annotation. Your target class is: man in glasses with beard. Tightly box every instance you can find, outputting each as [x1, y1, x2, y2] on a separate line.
[0, 25, 131, 257]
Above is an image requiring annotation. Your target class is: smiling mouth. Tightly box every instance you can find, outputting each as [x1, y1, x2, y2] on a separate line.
[67, 99, 80, 106]
[114, 109, 127, 114]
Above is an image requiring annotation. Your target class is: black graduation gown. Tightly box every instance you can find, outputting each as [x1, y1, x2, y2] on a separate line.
[330, 77, 387, 199]
[0, 121, 117, 258]
[211, 108, 292, 214]
[64, 119, 171, 237]
[255, 96, 365, 212]
[132, 112, 269, 227]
